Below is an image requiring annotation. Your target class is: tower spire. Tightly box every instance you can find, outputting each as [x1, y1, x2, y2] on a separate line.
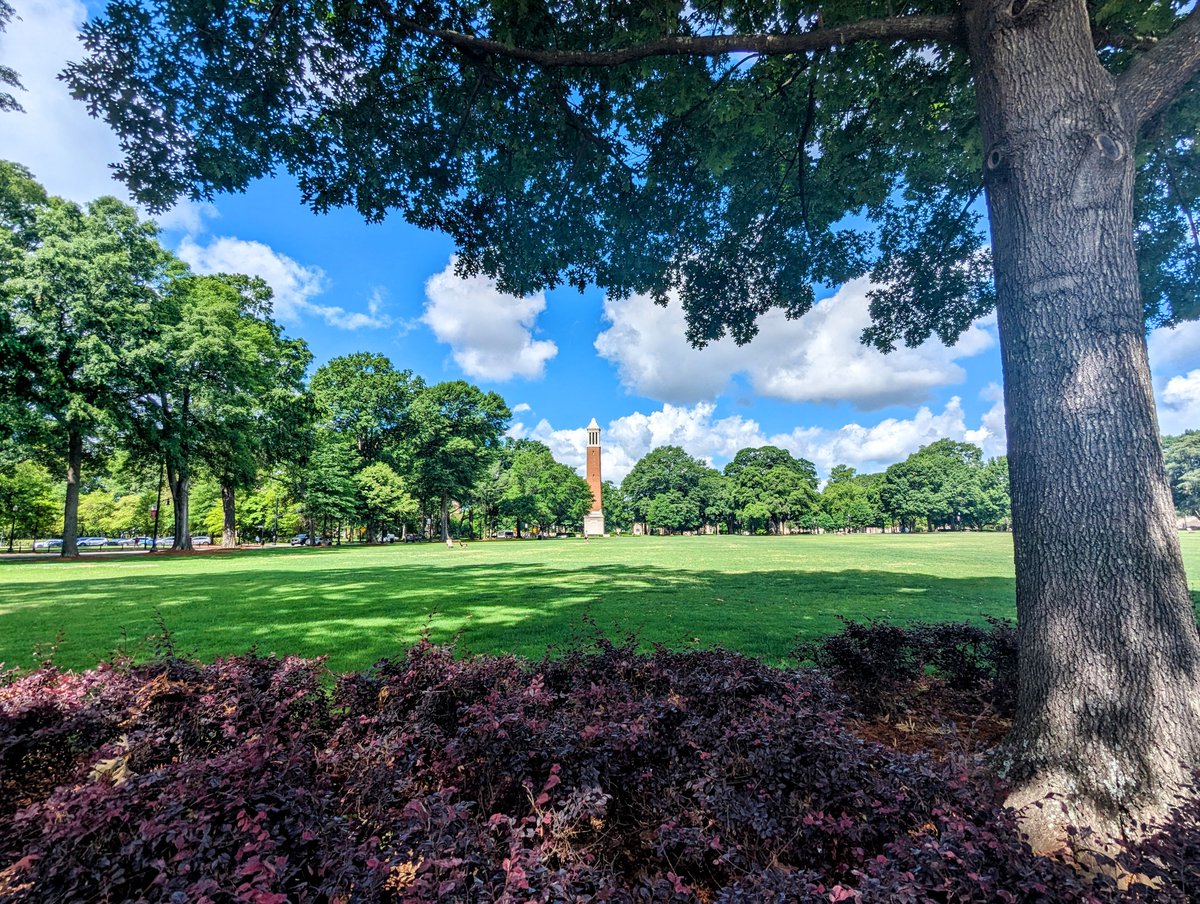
[584, 418, 604, 537]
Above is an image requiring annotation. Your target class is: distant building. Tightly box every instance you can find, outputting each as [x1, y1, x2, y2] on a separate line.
[584, 418, 605, 536]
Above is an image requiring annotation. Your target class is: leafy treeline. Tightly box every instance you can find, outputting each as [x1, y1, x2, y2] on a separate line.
[3, 164, 1192, 550]
[0, 165, 517, 552]
[610, 439, 1012, 536]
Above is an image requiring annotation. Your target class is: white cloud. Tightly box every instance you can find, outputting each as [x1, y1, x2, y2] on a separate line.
[511, 402, 532, 414]
[0, 0, 124, 202]
[1158, 370, 1200, 436]
[1148, 321, 1200, 435]
[595, 277, 995, 410]
[422, 260, 557, 381]
[0, 0, 213, 235]
[771, 396, 1002, 475]
[516, 391, 1008, 486]
[965, 382, 1007, 460]
[154, 201, 219, 235]
[178, 235, 391, 330]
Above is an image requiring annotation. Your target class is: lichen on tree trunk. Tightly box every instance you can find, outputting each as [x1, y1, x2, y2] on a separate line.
[964, 0, 1200, 846]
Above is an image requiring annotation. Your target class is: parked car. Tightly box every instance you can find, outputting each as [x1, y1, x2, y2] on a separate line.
[290, 533, 309, 546]
[33, 538, 63, 549]
[77, 536, 108, 547]
[192, 535, 211, 545]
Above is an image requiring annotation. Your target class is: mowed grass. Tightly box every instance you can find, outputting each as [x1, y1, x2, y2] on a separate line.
[3, 532, 1200, 674]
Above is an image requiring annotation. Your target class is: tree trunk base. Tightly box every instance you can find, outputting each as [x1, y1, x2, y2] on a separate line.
[1006, 772, 1194, 886]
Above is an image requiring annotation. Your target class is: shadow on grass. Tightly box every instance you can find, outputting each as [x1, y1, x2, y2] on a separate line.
[0, 557, 1018, 673]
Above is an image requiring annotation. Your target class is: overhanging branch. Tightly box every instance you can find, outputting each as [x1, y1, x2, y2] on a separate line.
[378, 9, 964, 67]
[1118, 6, 1200, 131]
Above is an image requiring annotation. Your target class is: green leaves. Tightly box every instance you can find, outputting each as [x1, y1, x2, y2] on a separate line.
[401, 380, 511, 510]
[62, 0, 1200, 350]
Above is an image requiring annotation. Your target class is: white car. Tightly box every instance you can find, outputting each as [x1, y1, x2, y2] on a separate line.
[192, 535, 211, 545]
[77, 537, 109, 547]
[33, 538, 63, 549]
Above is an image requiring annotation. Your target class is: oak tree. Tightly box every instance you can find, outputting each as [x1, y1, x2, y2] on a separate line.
[66, 0, 1200, 841]
[401, 380, 510, 546]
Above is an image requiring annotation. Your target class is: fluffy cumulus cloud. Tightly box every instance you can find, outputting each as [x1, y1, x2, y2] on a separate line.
[178, 236, 391, 330]
[1149, 320, 1200, 435]
[511, 388, 1008, 485]
[772, 393, 1006, 476]
[595, 277, 996, 410]
[422, 260, 557, 381]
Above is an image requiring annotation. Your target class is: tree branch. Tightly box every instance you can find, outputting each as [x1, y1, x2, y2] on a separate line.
[378, 10, 964, 67]
[1118, 6, 1200, 131]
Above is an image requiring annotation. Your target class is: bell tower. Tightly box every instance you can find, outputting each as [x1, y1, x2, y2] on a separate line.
[584, 418, 605, 537]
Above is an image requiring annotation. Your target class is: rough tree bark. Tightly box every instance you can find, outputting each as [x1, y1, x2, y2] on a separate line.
[60, 426, 82, 558]
[964, 0, 1200, 847]
[220, 483, 237, 547]
[165, 459, 193, 552]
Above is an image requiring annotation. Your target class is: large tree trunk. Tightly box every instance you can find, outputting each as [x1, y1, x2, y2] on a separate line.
[166, 461, 193, 552]
[220, 483, 237, 548]
[60, 427, 83, 558]
[965, 0, 1200, 847]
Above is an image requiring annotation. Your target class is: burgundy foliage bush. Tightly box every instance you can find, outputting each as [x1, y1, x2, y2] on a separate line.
[0, 628, 1196, 902]
[795, 618, 1019, 717]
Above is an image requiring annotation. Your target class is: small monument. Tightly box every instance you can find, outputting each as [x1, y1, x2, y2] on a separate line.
[583, 418, 605, 537]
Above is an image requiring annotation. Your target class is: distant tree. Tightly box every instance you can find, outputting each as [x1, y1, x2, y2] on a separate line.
[310, 353, 421, 464]
[127, 271, 305, 551]
[600, 479, 633, 533]
[357, 461, 420, 542]
[499, 443, 554, 537]
[472, 457, 507, 538]
[303, 434, 359, 540]
[0, 461, 58, 551]
[697, 470, 733, 534]
[821, 465, 880, 533]
[645, 490, 700, 534]
[622, 446, 713, 533]
[978, 456, 1012, 530]
[879, 440, 1005, 532]
[0, 170, 169, 556]
[1163, 432, 1200, 519]
[77, 488, 118, 538]
[724, 447, 818, 534]
[543, 463, 594, 533]
[401, 381, 510, 547]
[190, 275, 313, 547]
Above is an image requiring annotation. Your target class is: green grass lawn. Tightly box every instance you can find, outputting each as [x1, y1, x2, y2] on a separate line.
[4, 532, 1200, 673]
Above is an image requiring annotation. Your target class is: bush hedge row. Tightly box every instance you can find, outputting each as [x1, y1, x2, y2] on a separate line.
[1, 624, 1196, 902]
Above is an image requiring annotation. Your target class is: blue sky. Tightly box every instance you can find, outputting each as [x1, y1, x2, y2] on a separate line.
[5, 0, 1200, 483]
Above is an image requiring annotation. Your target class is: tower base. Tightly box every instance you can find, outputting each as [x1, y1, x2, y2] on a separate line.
[584, 512, 605, 537]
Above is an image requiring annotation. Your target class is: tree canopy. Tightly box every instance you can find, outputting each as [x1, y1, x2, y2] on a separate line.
[63, 0, 1196, 345]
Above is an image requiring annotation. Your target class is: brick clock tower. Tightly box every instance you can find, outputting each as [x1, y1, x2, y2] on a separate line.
[583, 418, 605, 537]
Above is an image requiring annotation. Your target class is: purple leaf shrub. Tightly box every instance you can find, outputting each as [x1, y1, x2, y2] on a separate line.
[0, 628, 1195, 901]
